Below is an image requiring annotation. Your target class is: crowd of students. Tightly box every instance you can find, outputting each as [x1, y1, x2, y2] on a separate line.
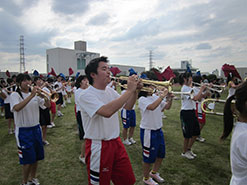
[1, 57, 246, 185]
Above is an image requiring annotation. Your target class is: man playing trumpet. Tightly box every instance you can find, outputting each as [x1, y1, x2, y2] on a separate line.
[78, 56, 141, 185]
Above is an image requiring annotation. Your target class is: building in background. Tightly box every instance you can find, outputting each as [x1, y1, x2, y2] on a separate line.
[46, 41, 100, 76]
[110, 64, 145, 76]
[172, 60, 198, 75]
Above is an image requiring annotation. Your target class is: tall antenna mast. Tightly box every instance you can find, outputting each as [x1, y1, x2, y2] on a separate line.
[20, 35, 25, 73]
[149, 50, 153, 70]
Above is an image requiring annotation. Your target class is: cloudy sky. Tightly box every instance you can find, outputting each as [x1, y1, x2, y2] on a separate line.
[0, 0, 246, 74]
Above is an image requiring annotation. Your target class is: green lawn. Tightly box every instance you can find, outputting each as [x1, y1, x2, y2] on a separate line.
[0, 88, 231, 185]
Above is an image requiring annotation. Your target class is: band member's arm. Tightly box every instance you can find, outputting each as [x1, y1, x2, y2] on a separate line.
[192, 85, 206, 101]
[96, 76, 138, 118]
[0, 90, 7, 99]
[161, 93, 174, 111]
[147, 88, 168, 111]
[12, 87, 38, 112]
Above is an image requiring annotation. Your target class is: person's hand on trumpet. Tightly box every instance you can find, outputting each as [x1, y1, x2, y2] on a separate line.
[126, 74, 139, 93]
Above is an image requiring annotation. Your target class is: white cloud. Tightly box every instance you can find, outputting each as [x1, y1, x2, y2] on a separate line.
[0, 0, 246, 73]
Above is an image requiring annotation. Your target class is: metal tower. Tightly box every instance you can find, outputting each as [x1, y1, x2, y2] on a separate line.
[20, 35, 25, 73]
[149, 50, 154, 70]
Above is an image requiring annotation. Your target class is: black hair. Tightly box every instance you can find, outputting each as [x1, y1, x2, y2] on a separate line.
[178, 72, 192, 85]
[16, 73, 31, 85]
[85, 56, 109, 85]
[33, 76, 42, 82]
[16, 73, 32, 99]
[221, 81, 247, 140]
[6, 78, 13, 85]
[226, 73, 236, 85]
[120, 80, 127, 91]
[192, 75, 202, 86]
[75, 75, 87, 89]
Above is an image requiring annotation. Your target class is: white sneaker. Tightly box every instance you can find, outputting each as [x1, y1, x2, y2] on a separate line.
[196, 136, 205, 143]
[28, 178, 40, 185]
[181, 151, 194, 160]
[79, 155, 86, 164]
[43, 140, 49, 146]
[123, 139, 132, 145]
[149, 172, 164, 183]
[162, 115, 167, 119]
[1, 112, 4, 117]
[188, 150, 197, 157]
[143, 177, 158, 185]
[129, 137, 136, 144]
[8, 129, 13, 134]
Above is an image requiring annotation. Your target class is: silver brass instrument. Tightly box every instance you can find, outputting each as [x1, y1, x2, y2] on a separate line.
[193, 82, 223, 94]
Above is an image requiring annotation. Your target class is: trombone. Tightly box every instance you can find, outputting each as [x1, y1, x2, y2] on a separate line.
[0, 84, 16, 93]
[193, 82, 223, 94]
[201, 98, 235, 116]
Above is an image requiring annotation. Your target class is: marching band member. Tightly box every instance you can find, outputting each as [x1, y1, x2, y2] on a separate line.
[227, 73, 241, 99]
[34, 76, 51, 145]
[74, 75, 89, 164]
[54, 75, 64, 117]
[221, 81, 247, 185]
[192, 75, 211, 143]
[10, 73, 50, 185]
[78, 56, 138, 185]
[66, 78, 73, 103]
[46, 78, 56, 128]
[179, 72, 206, 160]
[120, 80, 137, 145]
[138, 85, 173, 185]
[2, 78, 15, 134]
[0, 79, 6, 117]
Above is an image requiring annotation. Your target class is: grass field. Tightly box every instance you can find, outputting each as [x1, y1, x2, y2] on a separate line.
[0, 87, 232, 185]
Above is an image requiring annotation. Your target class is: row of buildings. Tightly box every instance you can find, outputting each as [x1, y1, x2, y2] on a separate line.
[1, 40, 246, 80]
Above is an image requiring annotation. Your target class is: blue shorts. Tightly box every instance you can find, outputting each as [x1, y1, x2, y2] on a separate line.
[0, 98, 4, 106]
[140, 128, 165, 163]
[16, 125, 44, 165]
[121, 109, 136, 129]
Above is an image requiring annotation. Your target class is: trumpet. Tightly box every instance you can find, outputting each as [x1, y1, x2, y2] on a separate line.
[201, 98, 235, 116]
[193, 82, 223, 94]
[112, 76, 173, 87]
[28, 85, 59, 102]
[171, 90, 195, 99]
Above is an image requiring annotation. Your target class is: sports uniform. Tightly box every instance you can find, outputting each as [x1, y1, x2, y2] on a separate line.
[79, 85, 135, 185]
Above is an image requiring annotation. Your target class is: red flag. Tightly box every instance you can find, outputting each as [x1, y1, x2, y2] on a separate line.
[110, 67, 121, 76]
[161, 66, 176, 81]
[152, 69, 163, 81]
[69, 67, 74, 76]
[48, 68, 57, 77]
[6, 70, 11, 77]
[222, 64, 241, 80]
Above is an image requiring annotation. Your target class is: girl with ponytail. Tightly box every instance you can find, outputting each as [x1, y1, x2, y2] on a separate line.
[221, 81, 247, 184]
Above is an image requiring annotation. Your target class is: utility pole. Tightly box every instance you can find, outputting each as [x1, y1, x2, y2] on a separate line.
[149, 50, 153, 70]
[20, 35, 25, 73]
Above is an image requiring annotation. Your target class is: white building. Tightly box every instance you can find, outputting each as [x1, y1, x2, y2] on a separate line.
[110, 64, 145, 76]
[46, 41, 100, 76]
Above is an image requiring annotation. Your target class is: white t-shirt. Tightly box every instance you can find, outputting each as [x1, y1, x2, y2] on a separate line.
[10, 92, 44, 127]
[79, 85, 120, 140]
[39, 86, 50, 110]
[54, 81, 63, 93]
[138, 94, 166, 130]
[2, 89, 11, 104]
[75, 88, 84, 112]
[230, 122, 247, 185]
[121, 90, 135, 110]
[228, 87, 236, 99]
[181, 85, 196, 110]
[193, 86, 204, 113]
